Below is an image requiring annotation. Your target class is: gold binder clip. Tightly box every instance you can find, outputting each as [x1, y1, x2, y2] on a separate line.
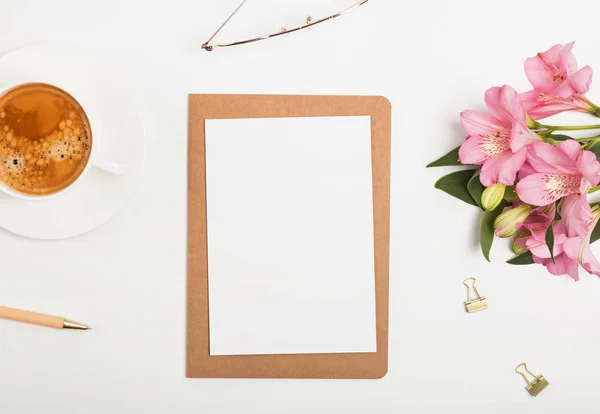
[463, 277, 487, 313]
[515, 363, 549, 397]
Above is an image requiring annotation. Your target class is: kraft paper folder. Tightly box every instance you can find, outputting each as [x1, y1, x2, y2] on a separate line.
[187, 94, 391, 379]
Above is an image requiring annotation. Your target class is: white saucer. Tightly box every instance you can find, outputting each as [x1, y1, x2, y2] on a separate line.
[0, 45, 146, 239]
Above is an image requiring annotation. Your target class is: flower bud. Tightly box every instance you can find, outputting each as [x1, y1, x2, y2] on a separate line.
[526, 113, 537, 129]
[481, 184, 505, 211]
[512, 229, 529, 255]
[591, 202, 600, 219]
[494, 204, 532, 238]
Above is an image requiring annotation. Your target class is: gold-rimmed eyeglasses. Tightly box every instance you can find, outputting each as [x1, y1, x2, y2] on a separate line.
[202, 0, 370, 51]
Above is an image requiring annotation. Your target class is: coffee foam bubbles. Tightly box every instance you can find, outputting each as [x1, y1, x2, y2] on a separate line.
[0, 93, 91, 196]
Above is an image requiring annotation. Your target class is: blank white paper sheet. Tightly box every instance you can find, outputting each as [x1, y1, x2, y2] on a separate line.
[205, 116, 376, 356]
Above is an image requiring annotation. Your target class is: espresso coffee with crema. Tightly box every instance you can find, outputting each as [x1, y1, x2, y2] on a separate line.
[0, 83, 92, 195]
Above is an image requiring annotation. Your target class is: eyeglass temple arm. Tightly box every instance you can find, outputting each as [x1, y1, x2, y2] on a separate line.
[202, 0, 370, 51]
[202, 0, 251, 51]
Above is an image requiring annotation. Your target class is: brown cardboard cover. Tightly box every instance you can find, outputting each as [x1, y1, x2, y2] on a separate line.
[187, 94, 391, 379]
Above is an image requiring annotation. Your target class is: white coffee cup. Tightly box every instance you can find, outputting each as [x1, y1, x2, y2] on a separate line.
[0, 82, 124, 201]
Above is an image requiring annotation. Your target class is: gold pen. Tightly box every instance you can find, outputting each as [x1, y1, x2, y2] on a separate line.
[0, 305, 91, 330]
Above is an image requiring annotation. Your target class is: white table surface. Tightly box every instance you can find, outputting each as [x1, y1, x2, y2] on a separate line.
[1, 0, 599, 412]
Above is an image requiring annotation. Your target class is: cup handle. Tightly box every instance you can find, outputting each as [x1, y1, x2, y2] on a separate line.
[92, 158, 125, 175]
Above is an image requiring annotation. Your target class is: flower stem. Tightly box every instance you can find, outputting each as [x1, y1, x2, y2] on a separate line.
[575, 136, 600, 149]
[538, 124, 600, 131]
[584, 96, 600, 118]
[575, 136, 600, 142]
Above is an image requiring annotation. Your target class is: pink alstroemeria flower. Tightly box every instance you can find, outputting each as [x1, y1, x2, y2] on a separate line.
[520, 42, 597, 120]
[459, 85, 542, 186]
[530, 220, 580, 280]
[520, 196, 600, 281]
[514, 203, 573, 276]
[516, 140, 600, 206]
[515, 204, 557, 258]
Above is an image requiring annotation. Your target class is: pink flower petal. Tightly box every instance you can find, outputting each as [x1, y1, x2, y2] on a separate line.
[480, 147, 527, 186]
[578, 149, 600, 187]
[554, 232, 568, 247]
[518, 161, 536, 179]
[519, 90, 561, 120]
[527, 142, 579, 175]
[561, 194, 594, 238]
[551, 79, 578, 98]
[484, 86, 503, 118]
[500, 85, 527, 126]
[525, 44, 566, 92]
[458, 135, 489, 165]
[527, 238, 551, 258]
[524, 212, 564, 259]
[516, 172, 580, 206]
[561, 41, 577, 75]
[524, 215, 553, 238]
[546, 253, 580, 281]
[485, 85, 526, 126]
[552, 219, 568, 247]
[526, 103, 577, 120]
[519, 89, 540, 109]
[521, 89, 595, 120]
[581, 245, 600, 277]
[558, 139, 583, 161]
[569, 65, 593, 94]
[460, 110, 504, 136]
[562, 236, 584, 260]
[510, 120, 542, 152]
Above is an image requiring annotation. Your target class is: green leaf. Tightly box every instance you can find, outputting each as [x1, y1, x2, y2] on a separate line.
[556, 198, 564, 216]
[545, 223, 555, 264]
[587, 141, 600, 159]
[503, 186, 519, 201]
[434, 169, 478, 207]
[480, 201, 507, 262]
[591, 220, 600, 244]
[467, 170, 484, 209]
[427, 146, 461, 167]
[548, 134, 573, 142]
[507, 251, 534, 265]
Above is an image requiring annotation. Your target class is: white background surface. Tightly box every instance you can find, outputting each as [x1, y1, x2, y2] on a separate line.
[206, 116, 376, 356]
[1, 0, 600, 413]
